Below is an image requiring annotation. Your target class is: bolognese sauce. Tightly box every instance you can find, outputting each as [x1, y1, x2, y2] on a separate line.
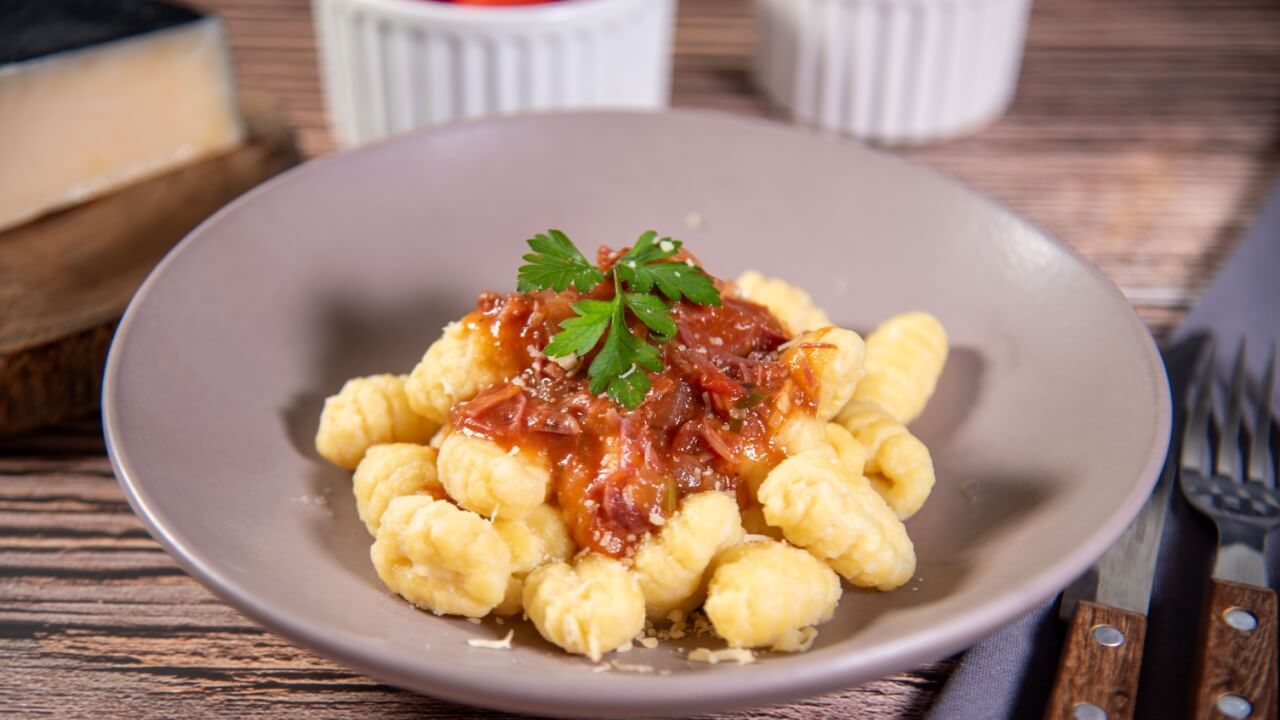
[450, 248, 819, 556]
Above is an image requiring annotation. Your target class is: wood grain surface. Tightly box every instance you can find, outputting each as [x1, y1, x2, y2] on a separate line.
[1044, 600, 1147, 720]
[1190, 579, 1278, 720]
[3, 0, 1280, 717]
[0, 107, 300, 436]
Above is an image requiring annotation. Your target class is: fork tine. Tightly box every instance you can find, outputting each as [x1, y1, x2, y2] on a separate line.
[1215, 339, 1248, 481]
[1182, 339, 1216, 475]
[1247, 341, 1276, 486]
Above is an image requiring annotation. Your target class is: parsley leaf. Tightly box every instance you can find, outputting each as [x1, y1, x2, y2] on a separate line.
[586, 283, 662, 403]
[543, 299, 612, 357]
[614, 232, 721, 306]
[521, 229, 722, 409]
[617, 231, 677, 266]
[516, 229, 604, 293]
[624, 262, 721, 305]
[622, 293, 676, 341]
[609, 366, 652, 410]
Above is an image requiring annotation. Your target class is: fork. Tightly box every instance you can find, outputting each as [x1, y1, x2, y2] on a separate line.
[1180, 338, 1278, 720]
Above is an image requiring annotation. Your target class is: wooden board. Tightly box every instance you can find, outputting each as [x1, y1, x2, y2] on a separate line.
[0, 102, 300, 436]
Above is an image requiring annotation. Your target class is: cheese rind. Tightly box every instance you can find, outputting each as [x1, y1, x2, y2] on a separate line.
[0, 15, 244, 231]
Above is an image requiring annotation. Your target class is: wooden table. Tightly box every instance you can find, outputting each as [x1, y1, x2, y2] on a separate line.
[3, 0, 1278, 716]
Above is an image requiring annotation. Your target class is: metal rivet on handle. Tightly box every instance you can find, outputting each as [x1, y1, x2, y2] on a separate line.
[1091, 624, 1125, 647]
[1216, 694, 1252, 718]
[1224, 608, 1258, 633]
[1072, 703, 1107, 720]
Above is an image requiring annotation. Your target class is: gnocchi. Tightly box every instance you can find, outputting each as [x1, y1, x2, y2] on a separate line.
[352, 443, 444, 534]
[735, 270, 833, 335]
[853, 312, 948, 424]
[370, 496, 511, 617]
[523, 555, 645, 661]
[837, 400, 936, 519]
[739, 504, 784, 541]
[825, 422, 868, 479]
[780, 326, 865, 421]
[436, 432, 550, 520]
[632, 492, 745, 617]
[492, 504, 576, 616]
[315, 236, 948, 661]
[757, 449, 915, 590]
[704, 538, 841, 650]
[405, 320, 518, 425]
[315, 374, 437, 469]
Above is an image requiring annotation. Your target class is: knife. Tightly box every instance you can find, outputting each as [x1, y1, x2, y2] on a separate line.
[1043, 422, 1178, 720]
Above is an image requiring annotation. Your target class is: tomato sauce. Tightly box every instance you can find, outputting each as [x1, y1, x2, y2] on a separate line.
[450, 257, 810, 557]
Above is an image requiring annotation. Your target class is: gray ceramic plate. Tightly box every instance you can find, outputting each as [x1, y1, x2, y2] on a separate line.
[103, 111, 1171, 717]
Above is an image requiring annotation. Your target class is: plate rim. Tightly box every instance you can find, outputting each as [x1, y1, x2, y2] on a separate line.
[101, 108, 1173, 717]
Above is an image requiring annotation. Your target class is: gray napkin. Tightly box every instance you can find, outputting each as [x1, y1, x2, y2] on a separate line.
[926, 180, 1280, 719]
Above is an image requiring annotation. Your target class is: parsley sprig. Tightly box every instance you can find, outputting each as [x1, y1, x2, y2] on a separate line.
[517, 230, 721, 408]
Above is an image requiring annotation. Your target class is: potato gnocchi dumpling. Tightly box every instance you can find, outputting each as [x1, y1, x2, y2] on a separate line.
[370, 496, 511, 617]
[734, 270, 833, 335]
[523, 555, 645, 661]
[739, 504, 784, 541]
[492, 504, 576, 616]
[769, 413, 828, 459]
[853, 311, 948, 424]
[704, 538, 841, 650]
[837, 400, 936, 519]
[405, 320, 517, 425]
[757, 449, 915, 590]
[825, 422, 867, 478]
[632, 492, 745, 618]
[352, 443, 444, 535]
[315, 374, 438, 469]
[781, 327, 865, 421]
[436, 432, 550, 520]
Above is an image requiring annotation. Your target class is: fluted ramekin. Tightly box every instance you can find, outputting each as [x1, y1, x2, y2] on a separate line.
[754, 0, 1032, 145]
[313, 0, 675, 147]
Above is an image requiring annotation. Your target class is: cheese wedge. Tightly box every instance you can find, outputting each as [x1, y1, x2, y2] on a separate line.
[0, 2, 245, 231]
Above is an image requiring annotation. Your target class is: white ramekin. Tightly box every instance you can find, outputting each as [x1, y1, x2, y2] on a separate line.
[754, 0, 1033, 145]
[313, 0, 675, 147]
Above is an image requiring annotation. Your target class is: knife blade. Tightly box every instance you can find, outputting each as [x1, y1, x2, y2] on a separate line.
[1060, 458, 1176, 622]
[1042, 401, 1178, 720]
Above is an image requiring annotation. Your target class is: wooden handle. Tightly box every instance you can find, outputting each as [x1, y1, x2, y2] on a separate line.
[1044, 600, 1147, 720]
[1191, 579, 1277, 720]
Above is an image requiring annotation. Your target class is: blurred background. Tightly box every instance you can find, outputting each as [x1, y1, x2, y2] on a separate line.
[1, 0, 1278, 715]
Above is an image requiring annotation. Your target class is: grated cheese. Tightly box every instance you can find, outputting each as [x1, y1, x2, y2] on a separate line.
[771, 626, 818, 653]
[609, 660, 655, 674]
[467, 629, 514, 650]
[690, 611, 716, 638]
[551, 352, 579, 371]
[688, 647, 756, 665]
